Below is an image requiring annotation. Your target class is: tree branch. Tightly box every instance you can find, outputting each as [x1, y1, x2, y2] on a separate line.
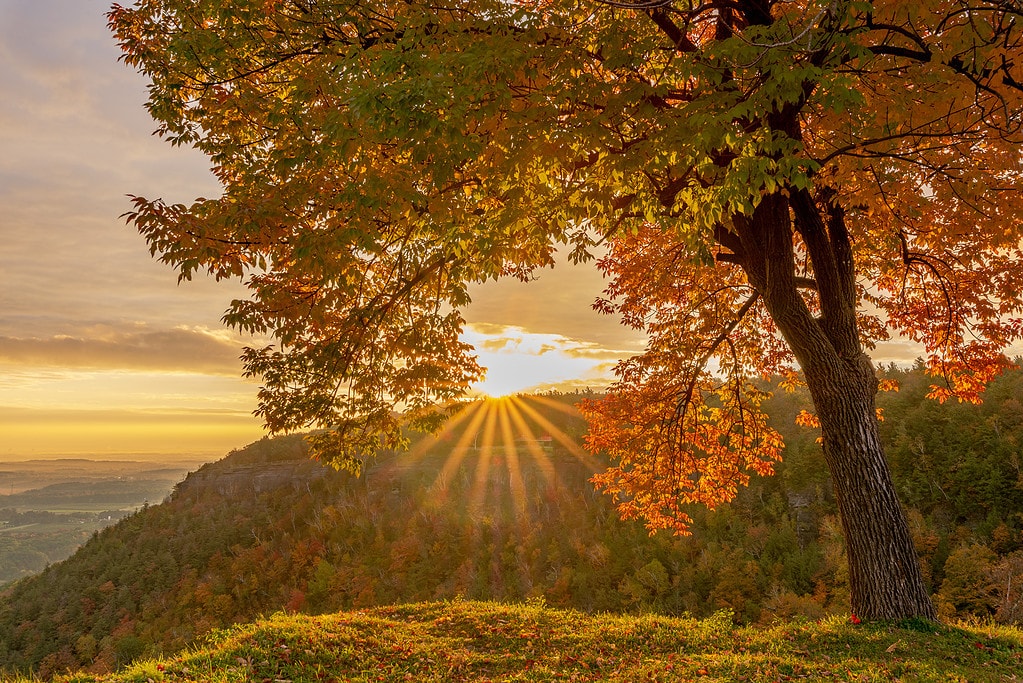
[645, 8, 698, 53]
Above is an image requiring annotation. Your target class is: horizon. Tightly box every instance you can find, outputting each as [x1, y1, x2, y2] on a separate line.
[0, 451, 222, 464]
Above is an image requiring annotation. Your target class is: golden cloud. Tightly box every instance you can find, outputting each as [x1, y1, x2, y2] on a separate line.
[478, 336, 520, 352]
[0, 325, 246, 375]
[464, 254, 646, 351]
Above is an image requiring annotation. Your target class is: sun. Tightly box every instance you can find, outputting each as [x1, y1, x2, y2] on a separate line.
[460, 325, 621, 398]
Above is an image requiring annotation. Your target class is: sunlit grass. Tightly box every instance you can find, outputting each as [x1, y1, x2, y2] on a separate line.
[33, 601, 1023, 682]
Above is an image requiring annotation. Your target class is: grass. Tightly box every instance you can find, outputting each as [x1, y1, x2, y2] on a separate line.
[26, 600, 1023, 682]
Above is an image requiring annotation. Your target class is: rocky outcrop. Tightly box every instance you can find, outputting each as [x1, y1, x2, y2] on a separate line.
[178, 461, 332, 498]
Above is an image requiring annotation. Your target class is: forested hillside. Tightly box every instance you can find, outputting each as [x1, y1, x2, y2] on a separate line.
[1, 369, 1022, 678]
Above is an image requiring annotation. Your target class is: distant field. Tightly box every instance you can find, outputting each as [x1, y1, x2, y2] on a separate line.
[0, 458, 205, 584]
[0, 457, 207, 496]
[0, 480, 181, 512]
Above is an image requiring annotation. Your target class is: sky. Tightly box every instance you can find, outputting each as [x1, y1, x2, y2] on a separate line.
[0, 0, 643, 459]
[2, 2, 998, 461]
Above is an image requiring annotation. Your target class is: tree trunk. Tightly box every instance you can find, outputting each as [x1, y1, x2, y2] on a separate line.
[736, 192, 937, 621]
[804, 354, 938, 621]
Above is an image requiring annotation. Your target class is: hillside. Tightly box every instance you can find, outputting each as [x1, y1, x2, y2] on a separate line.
[2, 371, 1023, 679]
[23, 601, 1023, 682]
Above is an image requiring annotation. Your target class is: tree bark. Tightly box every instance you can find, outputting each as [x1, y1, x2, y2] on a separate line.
[803, 354, 938, 621]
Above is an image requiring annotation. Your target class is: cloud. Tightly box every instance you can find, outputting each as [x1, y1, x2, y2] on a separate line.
[463, 323, 635, 359]
[560, 346, 633, 361]
[464, 254, 646, 351]
[478, 336, 520, 352]
[0, 324, 247, 375]
[0, 0, 228, 343]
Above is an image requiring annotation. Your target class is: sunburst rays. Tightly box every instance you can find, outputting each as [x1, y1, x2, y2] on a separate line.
[374, 393, 597, 598]
[467, 403, 499, 513]
[496, 399, 531, 528]
[429, 401, 490, 504]
[509, 396, 601, 471]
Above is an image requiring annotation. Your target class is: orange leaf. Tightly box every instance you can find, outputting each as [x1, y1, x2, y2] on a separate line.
[795, 410, 820, 429]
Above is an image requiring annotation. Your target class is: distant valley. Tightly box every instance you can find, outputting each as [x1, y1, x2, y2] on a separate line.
[0, 458, 207, 584]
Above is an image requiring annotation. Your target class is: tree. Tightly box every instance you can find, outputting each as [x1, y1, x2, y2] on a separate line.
[108, 0, 1023, 620]
[935, 544, 1001, 620]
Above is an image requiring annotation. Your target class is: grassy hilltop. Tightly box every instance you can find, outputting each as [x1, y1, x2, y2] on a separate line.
[30, 600, 1023, 683]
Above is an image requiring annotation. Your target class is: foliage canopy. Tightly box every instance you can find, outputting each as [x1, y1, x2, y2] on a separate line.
[110, 0, 1023, 615]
